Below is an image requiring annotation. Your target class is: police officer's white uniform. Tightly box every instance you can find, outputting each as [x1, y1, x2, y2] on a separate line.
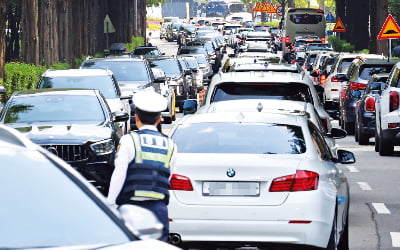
[107, 91, 177, 205]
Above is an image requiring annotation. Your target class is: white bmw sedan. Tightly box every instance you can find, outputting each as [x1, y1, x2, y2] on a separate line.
[167, 110, 355, 250]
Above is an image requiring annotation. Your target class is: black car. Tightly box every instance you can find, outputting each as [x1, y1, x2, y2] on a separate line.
[0, 124, 179, 249]
[0, 88, 129, 195]
[339, 58, 399, 134]
[131, 46, 164, 58]
[147, 56, 191, 112]
[80, 57, 157, 129]
[354, 73, 389, 145]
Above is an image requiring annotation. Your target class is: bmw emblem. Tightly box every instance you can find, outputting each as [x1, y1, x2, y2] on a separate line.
[227, 168, 236, 178]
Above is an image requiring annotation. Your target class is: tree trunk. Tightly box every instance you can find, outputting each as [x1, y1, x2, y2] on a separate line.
[369, 0, 389, 55]
[0, 0, 6, 80]
[21, 0, 39, 65]
[346, 0, 369, 50]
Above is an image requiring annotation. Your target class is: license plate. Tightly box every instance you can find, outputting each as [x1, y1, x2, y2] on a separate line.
[202, 182, 260, 197]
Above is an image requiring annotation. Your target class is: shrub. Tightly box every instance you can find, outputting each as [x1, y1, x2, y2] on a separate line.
[3, 62, 47, 98]
[328, 36, 355, 52]
[125, 36, 144, 52]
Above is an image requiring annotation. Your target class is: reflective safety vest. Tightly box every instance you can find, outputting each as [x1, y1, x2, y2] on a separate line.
[116, 129, 175, 205]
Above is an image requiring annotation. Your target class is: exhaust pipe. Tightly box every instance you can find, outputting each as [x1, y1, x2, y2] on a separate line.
[169, 233, 182, 245]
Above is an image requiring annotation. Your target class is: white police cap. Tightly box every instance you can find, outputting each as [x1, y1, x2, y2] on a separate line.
[133, 90, 167, 112]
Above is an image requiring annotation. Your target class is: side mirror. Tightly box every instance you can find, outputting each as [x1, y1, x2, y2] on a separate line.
[184, 69, 192, 76]
[326, 127, 347, 139]
[118, 204, 163, 240]
[183, 99, 197, 115]
[113, 111, 130, 122]
[335, 149, 356, 164]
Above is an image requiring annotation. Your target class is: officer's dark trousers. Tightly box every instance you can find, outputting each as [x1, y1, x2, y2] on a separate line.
[130, 200, 169, 242]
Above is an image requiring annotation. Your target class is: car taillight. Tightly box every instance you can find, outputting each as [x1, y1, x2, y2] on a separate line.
[331, 77, 339, 82]
[285, 36, 290, 44]
[365, 97, 376, 111]
[321, 37, 326, 43]
[170, 174, 193, 191]
[269, 170, 319, 192]
[388, 123, 400, 128]
[349, 82, 367, 91]
[389, 91, 399, 112]
[320, 74, 326, 85]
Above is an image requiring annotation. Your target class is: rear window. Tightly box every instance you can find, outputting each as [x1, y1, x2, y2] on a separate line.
[289, 14, 323, 24]
[172, 122, 306, 154]
[211, 82, 313, 104]
[337, 58, 355, 73]
[359, 65, 394, 81]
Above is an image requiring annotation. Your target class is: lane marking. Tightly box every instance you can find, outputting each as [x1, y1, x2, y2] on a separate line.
[346, 165, 359, 172]
[372, 203, 391, 214]
[391, 232, 400, 247]
[356, 182, 372, 191]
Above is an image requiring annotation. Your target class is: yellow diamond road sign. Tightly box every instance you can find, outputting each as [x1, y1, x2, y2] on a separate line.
[377, 14, 400, 39]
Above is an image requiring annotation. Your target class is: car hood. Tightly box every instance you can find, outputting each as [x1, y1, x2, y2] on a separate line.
[9, 123, 112, 144]
[10, 239, 180, 249]
[171, 153, 305, 206]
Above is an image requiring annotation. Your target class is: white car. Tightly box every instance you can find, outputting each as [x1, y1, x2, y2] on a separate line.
[375, 61, 400, 155]
[203, 71, 332, 133]
[324, 53, 385, 104]
[195, 99, 346, 157]
[37, 69, 132, 133]
[168, 110, 355, 249]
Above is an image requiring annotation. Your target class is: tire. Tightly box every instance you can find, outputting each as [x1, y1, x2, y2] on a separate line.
[325, 214, 337, 250]
[374, 127, 380, 152]
[379, 131, 394, 156]
[344, 121, 354, 135]
[354, 121, 359, 142]
[358, 129, 369, 145]
[338, 212, 349, 250]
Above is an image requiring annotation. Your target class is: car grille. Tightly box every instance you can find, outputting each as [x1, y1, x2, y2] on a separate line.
[41, 144, 89, 162]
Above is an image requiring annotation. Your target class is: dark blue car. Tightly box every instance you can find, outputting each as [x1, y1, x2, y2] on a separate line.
[354, 73, 389, 145]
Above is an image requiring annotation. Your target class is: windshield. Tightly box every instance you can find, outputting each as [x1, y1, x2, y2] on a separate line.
[212, 82, 313, 104]
[0, 150, 131, 247]
[172, 122, 306, 154]
[359, 65, 394, 81]
[149, 59, 182, 76]
[81, 61, 150, 82]
[39, 76, 118, 99]
[4, 95, 105, 123]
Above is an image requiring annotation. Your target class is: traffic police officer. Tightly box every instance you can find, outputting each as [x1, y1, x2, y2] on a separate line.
[107, 90, 177, 242]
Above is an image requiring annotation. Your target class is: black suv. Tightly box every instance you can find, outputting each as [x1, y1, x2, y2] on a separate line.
[147, 56, 192, 112]
[339, 58, 399, 134]
[80, 57, 157, 129]
[0, 88, 129, 195]
[131, 46, 164, 58]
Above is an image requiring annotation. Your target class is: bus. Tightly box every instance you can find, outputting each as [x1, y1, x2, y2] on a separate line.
[283, 8, 326, 45]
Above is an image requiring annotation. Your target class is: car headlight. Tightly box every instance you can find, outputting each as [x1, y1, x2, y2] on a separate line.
[90, 139, 115, 155]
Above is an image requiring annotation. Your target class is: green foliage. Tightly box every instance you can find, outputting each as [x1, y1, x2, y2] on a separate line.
[357, 49, 370, 54]
[328, 36, 355, 52]
[259, 21, 280, 27]
[3, 62, 47, 98]
[49, 62, 71, 70]
[147, 0, 166, 7]
[125, 36, 144, 52]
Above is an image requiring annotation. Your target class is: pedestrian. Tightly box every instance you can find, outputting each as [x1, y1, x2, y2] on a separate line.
[107, 90, 177, 242]
[393, 40, 400, 57]
[146, 32, 153, 46]
[177, 31, 185, 47]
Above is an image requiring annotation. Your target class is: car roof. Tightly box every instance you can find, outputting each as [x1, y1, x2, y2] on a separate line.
[211, 71, 309, 85]
[13, 88, 99, 97]
[232, 62, 301, 72]
[355, 58, 400, 65]
[177, 110, 307, 127]
[42, 68, 113, 77]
